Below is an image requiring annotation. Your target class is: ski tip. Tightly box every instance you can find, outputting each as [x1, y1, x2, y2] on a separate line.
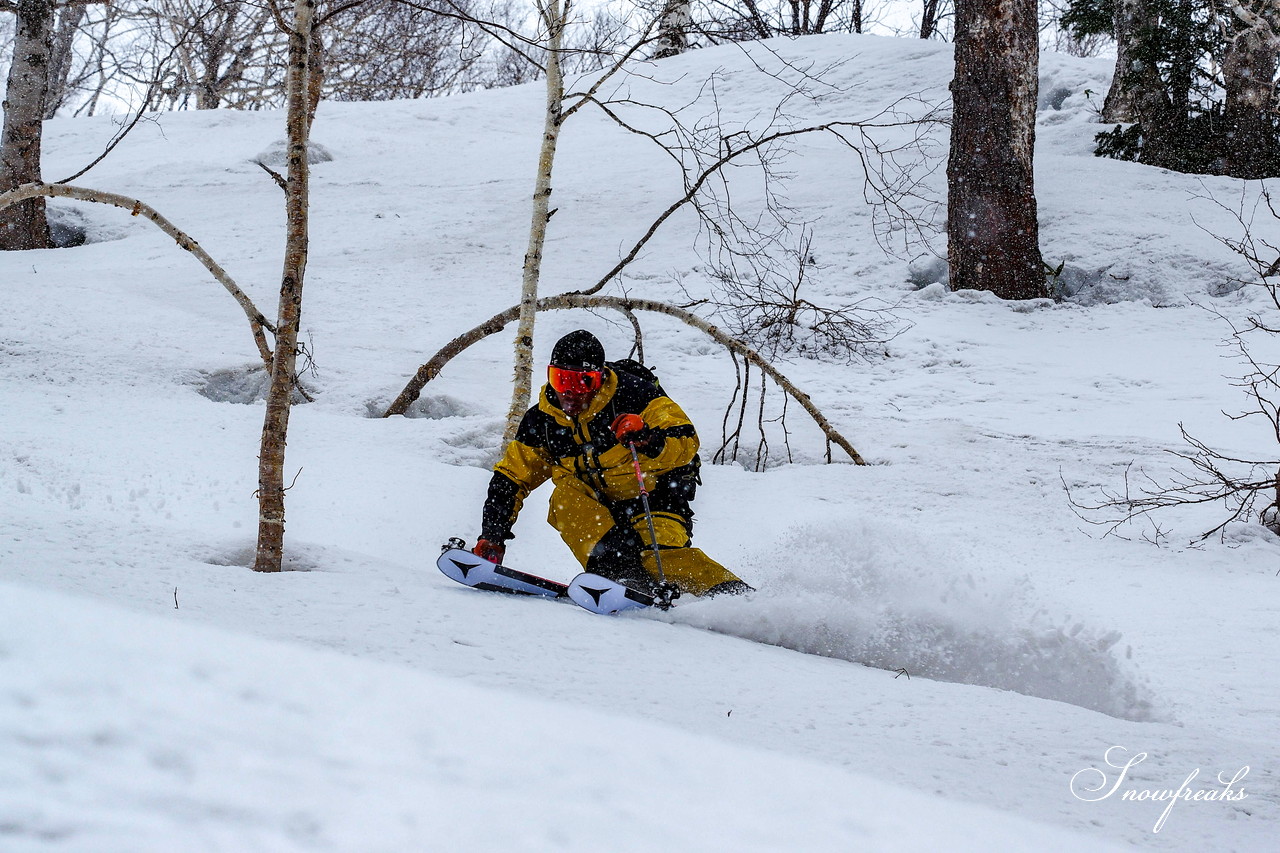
[436, 547, 567, 598]
[567, 573, 654, 615]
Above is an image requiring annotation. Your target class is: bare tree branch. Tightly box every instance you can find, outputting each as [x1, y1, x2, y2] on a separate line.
[255, 158, 289, 191]
[0, 181, 275, 366]
[53, 2, 235, 183]
[576, 103, 943, 297]
[616, 302, 645, 361]
[393, 0, 551, 73]
[381, 293, 867, 465]
[559, 19, 662, 123]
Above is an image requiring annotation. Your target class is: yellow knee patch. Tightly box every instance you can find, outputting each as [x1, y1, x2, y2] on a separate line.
[632, 512, 690, 549]
[640, 546, 743, 597]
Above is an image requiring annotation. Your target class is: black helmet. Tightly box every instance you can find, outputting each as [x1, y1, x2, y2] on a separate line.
[550, 330, 605, 370]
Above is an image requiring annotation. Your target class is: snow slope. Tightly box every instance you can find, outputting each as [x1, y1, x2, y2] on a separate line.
[2, 33, 1277, 851]
[2, 582, 1132, 851]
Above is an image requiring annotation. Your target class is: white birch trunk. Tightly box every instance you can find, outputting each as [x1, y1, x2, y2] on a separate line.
[652, 0, 692, 59]
[253, 0, 313, 573]
[503, 0, 566, 444]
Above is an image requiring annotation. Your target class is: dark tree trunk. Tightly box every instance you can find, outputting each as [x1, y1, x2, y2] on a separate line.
[920, 0, 943, 39]
[1102, 0, 1144, 122]
[947, 0, 1045, 300]
[1, 0, 53, 251]
[1220, 8, 1280, 179]
[1128, 62, 1181, 170]
[43, 3, 85, 120]
[1103, 0, 1181, 166]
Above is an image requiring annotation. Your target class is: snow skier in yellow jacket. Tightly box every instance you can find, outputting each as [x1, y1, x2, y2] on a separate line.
[473, 330, 751, 598]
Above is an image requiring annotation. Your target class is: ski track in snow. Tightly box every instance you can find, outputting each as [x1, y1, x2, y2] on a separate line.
[2, 32, 1279, 852]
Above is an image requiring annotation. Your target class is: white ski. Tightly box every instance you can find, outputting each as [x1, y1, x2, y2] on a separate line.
[436, 540, 656, 615]
[566, 572, 654, 615]
[436, 546, 567, 598]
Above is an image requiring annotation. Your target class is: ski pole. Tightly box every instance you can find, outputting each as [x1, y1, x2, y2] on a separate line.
[624, 440, 678, 610]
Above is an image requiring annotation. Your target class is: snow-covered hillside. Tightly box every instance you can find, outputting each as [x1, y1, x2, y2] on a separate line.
[2, 33, 1276, 851]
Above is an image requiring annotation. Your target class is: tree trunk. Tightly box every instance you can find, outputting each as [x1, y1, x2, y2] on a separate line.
[652, 0, 691, 59]
[920, 0, 943, 39]
[1102, 0, 1144, 122]
[946, 0, 1045, 300]
[43, 3, 85, 120]
[0, 0, 53, 251]
[254, 0, 314, 574]
[847, 0, 863, 33]
[1221, 3, 1280, 179]
[307, 25, 325, 131]
[503, 0, 566, 444]
[1109, 0, 1216, 173]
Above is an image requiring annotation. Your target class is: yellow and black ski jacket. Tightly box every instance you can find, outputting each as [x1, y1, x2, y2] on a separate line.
[480, 366, 699, 543]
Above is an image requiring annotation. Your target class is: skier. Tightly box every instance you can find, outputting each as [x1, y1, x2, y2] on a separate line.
[473, 330, 751, 598]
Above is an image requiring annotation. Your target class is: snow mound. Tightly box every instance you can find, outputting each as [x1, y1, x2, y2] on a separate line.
[194, 365, 310, 405]
[671, 521, 1154, 721]
[367, 392, 481, 420]
[45, 201, 139, 247]
[253, 139, 335, 167]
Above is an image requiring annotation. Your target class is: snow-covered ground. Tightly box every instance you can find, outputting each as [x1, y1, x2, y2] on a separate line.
[2, 33, 1276, 851]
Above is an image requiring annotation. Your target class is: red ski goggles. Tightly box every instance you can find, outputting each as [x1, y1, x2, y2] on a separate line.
[548, 365, 603, 395]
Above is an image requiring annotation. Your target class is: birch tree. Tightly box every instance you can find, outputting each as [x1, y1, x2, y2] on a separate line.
[0, 0, 52, 250]
[947, 0, 1046, 299]
[387, 293, 869, 464]
[386, 44, 939, 471]
[253, 0, 314, 573]
[1221, 1, 1280, 178]
[651, 0, 691, 57]
[503, 0, 567, 444]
